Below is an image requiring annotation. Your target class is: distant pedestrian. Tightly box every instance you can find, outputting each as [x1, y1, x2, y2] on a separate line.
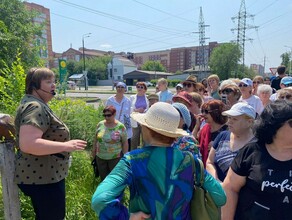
[106, 82, 132, 150]
[157, 78, 173, 103]
[271, 65, 286, 90]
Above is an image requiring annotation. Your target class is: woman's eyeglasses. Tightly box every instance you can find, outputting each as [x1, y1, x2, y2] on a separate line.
[136, 86, 145, 89]
[253, 81, 261, 84]
[201, 109, 218, 114]
[221, 88, 233, 94]
[116, 86, 125, 89]
[279, 94, 292, 100]
[238, 84, 248, 87]
[103, 113, 113, 118]
[183, 83, 193, 88]
[284, 83, 292, 87]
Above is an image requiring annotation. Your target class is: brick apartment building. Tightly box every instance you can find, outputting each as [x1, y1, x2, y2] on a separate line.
[133, 42, 219, 73]
[24, 2, 53, 68]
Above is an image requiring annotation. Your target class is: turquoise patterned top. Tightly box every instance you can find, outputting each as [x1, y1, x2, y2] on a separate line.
[95, 121, 127, 160]
[91, 146, 226, 219]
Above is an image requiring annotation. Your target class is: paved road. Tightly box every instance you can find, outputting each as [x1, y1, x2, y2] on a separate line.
[63, 86, 177, 108]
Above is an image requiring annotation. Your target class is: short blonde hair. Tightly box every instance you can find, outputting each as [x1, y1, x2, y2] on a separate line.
[207, 74, 220, 84]
[157, 78, 168, 86]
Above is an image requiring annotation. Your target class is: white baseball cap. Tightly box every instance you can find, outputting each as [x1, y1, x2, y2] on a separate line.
[222, 102, 256, 119]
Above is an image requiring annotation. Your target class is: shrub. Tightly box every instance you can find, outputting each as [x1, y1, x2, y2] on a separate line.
[49, 98, 104, 150]
[0, 56, 26, 115]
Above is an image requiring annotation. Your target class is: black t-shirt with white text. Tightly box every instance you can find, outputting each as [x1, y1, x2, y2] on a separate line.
[231, 141, 292, 220]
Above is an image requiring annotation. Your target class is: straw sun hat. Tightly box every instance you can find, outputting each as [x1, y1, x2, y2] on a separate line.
[131, 102, 188, 138]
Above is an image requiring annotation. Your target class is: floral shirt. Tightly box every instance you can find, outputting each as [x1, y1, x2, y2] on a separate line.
[95, 121, 127, 160]
[172, 135, 201, 159]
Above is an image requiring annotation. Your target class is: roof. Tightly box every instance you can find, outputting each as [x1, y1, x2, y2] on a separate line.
[68, 74, 84, 80]
[124, 70, 173, 76]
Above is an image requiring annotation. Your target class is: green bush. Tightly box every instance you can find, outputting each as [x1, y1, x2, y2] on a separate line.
[50, 98, 104, 150]
[0, 56, 26, 115]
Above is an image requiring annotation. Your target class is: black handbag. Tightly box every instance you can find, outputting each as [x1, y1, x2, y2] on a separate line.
[91, 156, 99, 177]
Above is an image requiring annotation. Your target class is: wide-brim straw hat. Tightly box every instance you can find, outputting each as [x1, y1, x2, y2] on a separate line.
[131, 102, 188, 138]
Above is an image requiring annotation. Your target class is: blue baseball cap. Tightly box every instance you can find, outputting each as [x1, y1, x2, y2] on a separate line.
[280, 76, 292, 86]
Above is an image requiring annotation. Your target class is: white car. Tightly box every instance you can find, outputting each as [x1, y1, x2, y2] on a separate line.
[145, 81, 153, 87]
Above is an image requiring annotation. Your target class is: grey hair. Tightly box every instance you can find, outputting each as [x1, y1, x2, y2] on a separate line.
[257, 84, 273, 96]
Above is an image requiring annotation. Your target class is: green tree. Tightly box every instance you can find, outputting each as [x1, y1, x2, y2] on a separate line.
[281, 52, 290, 69]
[141, 60, 166, 72]
[209, 43, 241, 79]
[0, 0, 43, 70]
[86, 56, 111, 85]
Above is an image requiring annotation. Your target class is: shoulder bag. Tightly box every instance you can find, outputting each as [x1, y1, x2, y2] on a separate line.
[119, 101, 131, 129]
[188, 153, 220, 220]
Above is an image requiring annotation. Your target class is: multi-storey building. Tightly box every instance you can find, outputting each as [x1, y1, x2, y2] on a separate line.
[24, 2, 53, 68]
[133, 42, 219, 73]
[250, 64, 265, 75]
[133, 50, 171, 72]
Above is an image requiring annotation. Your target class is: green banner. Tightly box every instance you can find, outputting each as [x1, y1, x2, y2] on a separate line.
[59, 59, 67, 83]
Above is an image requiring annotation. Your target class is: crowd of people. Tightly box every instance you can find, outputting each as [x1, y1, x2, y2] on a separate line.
[11, 65, 292, 219]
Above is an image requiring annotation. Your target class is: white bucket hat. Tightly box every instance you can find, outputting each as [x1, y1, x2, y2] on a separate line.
[131, 102, 188, 138]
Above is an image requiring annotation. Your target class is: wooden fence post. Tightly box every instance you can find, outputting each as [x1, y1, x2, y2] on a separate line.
[0, 142, 21, 220]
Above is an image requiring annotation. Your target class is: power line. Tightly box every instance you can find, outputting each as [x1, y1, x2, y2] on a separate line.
[131, 0, 197, 24]
[53, 0, 188, 35]
[231, 0, 258, 76]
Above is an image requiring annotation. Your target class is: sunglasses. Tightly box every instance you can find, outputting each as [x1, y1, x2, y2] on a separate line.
[253, 81, 261, 84]
[221, 88, 233, 94]
[183, 83, 193, 88]
[284, 83, 292, 87]
[279, 95, 292, 100]
[103, 113, 113, 118]
[116, 86, 125, 89]
[238, 84, 248, 88]
[201, 109, 218, 114]
[136, 86, 145, 89]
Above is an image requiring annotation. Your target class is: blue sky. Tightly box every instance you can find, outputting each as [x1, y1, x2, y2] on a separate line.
[26, 0, 292, 72]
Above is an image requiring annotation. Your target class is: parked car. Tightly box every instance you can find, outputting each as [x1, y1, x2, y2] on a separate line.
[145, 81, 153, 87]
[67, 81, 76, 90]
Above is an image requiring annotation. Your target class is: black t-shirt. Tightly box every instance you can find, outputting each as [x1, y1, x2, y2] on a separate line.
[271, 76, 282, 90]
[231, 142, 292, 220]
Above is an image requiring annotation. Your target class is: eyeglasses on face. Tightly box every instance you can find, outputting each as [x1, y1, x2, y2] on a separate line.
[253, 81, 261, 84]
[116, 86, 125, 89]
[201, 109, 218, 114]
[103, 113, 113, 118]
[221, 88, 234, 94]
[284, 83, 292, 87]
[183, 83, 193, 88]
[279, 94, 292, 100]
[238, 84, 248, 88]
[136, 86, 145, 89]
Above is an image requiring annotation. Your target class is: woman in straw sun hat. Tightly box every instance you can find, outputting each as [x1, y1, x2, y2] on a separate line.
[92, 102, 226, 219]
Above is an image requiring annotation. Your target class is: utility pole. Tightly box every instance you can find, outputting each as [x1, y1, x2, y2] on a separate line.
[231, 0, 258, 77]
[263, 56, 266, 74]
[82, 33, 91, 90]
[195, 7, 209, 77]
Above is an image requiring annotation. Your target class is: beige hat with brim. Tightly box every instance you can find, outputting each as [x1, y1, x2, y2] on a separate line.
[131, 102, 188, 138]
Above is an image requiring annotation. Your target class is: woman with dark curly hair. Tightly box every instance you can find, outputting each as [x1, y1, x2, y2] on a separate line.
[222, 100, 292, 220]
[193, 100, 228, 166]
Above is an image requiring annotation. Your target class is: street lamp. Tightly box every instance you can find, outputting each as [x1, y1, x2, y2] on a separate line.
[284, 45, 292, 75]
[82, 33, 91, 90]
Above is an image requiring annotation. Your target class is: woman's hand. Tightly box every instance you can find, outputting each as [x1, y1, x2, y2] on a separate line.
[130, 212, 151, 220]
[64, 139, 87, 152]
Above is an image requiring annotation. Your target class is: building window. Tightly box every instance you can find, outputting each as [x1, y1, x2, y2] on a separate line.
[114, 68, 117, 72]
